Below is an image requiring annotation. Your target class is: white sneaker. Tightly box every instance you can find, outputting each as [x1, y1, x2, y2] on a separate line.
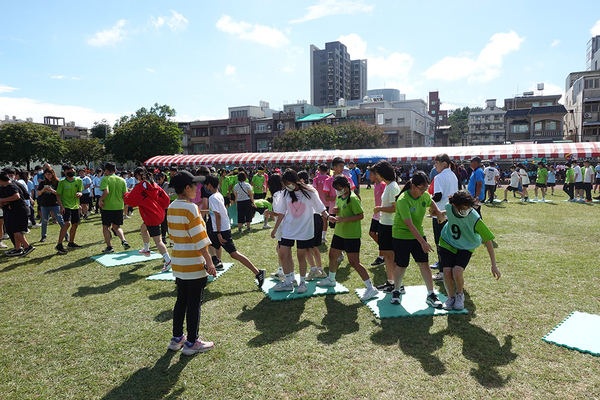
[306, 269, 327, 281]
[123, 215, 131, 219]
[454, 292, 465, 310]
[2, 233, 9, 240]
[0, 242, 7, 249]
[263, 224, 272, 229]
[273, 280, 294, 292]
[360, 287, 379, 301]
[296, 282, 308, 294]
[316, 277, 336, 287]
[443, 297, 455, 310]
[270, 270, 284, 280]
[533, 197, 538, 202]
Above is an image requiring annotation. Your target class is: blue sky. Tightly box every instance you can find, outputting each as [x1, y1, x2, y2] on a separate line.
[1, 0, 599, 128]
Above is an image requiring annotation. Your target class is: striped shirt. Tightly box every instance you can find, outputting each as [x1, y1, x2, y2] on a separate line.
[167, 199, 212, 280]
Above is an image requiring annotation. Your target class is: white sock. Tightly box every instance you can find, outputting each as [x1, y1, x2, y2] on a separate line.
[310, 266, 317, 271]
[321, 232, 326, 239]
[317, 267, 324, 272]
[300, 276, 306, 284]
[278, 266, 283, 274]
[143, 242, 150, 252]
[364, 278, 373, 290]
[162, 252, 171, 263]
[428, 290, 434, 295]
[328, 271, 336, 281]
[284, 272, 294, 285]
[387, 279, 394, 285]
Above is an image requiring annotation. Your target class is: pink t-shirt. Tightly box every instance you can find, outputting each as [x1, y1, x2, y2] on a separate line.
[313, 173, 330, 208]
[323, 174, 355, 213]
[373, 181, 386, 221]
[191, 184, 203, 204]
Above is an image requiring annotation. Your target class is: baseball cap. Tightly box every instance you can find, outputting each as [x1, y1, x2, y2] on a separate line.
[471, 156, 482, 163]
[170, 171, 205, 191]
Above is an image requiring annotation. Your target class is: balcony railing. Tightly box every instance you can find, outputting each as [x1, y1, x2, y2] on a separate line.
[532, 130, 563, 137]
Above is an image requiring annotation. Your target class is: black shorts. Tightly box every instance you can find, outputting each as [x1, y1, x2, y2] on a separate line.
[101, 209, 123, 226]
[485, 184, 496, 192]
[439, 246, 472, 270]
[237, 199, 253, 224]
[208, 229, 237, 253]
[575, 182, 584, 190]
[312, 214, 323, 247]
[378, 224, 393, 251]
[330, 234, 360, 253]
[81, 193, 92, 205]
[507, 186, 519, 192]
[596, 178, 600, 184]
[279, 237, 314, 250]
[535, 183, 546, 188]
[547, 182, 555, 187]
[522, 184, 529, 188]
[369, 218, 380, 234]
[6, 211, 28, 234]
[328, 214, 336, 229]
[63, 208, 81, 224]
[253, 192, 266, 200]
[393, 237, 428, 267]
[146, 224, 161, 237]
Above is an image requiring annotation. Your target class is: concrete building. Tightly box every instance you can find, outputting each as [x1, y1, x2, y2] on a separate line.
[564, 70, 600, 142]
[249, 111, 296, 152]
[467, 100, 506, 145]
[310, 41, 367, 107]
[428, 91, 448, 127]
[587, 36, 600, 71]
[503, 94, 566, 143]
[283, 101, 322, 119]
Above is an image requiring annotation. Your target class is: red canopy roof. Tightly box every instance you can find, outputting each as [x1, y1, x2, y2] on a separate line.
[144, 142, 600, 167]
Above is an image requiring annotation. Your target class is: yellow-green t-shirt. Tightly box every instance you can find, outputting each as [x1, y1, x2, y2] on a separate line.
[100, 174, 127, 210]
[392, 191, 432, 240]
[334, 192, 363, 239]
[56, 177, 83, 210]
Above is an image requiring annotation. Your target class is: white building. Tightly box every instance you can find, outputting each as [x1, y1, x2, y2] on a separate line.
[468, 100, 506, 145]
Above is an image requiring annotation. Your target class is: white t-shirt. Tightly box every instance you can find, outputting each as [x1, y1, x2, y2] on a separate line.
[233, 182, 253, 201]
[519, 169, 530, 185]
[573, 165, 582, 183]
[584, 166, 594, 183]
[509, 171, 520, 187]
[272, 191, 284, 241]
[208, 192, 231, 232]
[483, 167, 499, 186]
[274, 188, 325, 241]
[433, 168, 458, 211]
[379, 181, 400, 226]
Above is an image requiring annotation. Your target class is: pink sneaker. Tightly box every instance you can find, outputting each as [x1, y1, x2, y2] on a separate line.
[161, 260, 172, 272]
[181, 339, 214, 355]
[138, 249, 151, 256]
[168, 335, 186, 351]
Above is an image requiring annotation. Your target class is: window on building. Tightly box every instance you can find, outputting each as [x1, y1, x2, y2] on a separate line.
[257, 140, 269, 151]
[494, 115, 500, 121]
[230, 110, 248, 118]
[584, 104, 599, 112]
[397, 118, 405, 124]
[546, 120, 557, 130]
[432, 110, 436, 115]
[534, 122, 542, 131]
[431, 101, 436, 105]
[438, 116, 443, 121]
[192, 143, 206, 153]
[542, 102, 553, 106]
[584, 78, 600, 89]
[384, 118, 392, 125]
[511, 125, 528, 133]
[256, 123, 270, 133]
[532, 103, 540, 107]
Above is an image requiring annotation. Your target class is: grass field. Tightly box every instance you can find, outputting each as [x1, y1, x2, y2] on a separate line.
[1, 187, 599, 399]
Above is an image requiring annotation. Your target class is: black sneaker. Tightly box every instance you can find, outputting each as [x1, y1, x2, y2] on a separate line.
[215, 260, 224, 270]
[67, 242, 82, 248]
[102, 246, 114, 254]
[376, 281, 395, 293]
[6, 248, 24, 257]
[20, 245, 36, 257]
[255, 269, 266, 288]
[122, 241, 131, 250]
[55, 244, 68, 254]
[40, 236, 47, 243]
[390, 290, 401, 304]
[426, 292, 443, 309]
[370, 256, 385, 266]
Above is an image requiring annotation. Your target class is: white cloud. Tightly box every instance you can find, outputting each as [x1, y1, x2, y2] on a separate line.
[369, 53, 414, 79]
[71, 77, 82, 80]
[87, 19, 127, 47]
[0, 96, 122, 128]
[424, 31, 524, 83]
[282, 66, 294, 73]
[146, 68, 156, 74]
[337, 33, 367, 59]
[0, 84, 18, 94]
[291, 0, 374, 23]
[50, 75, 66, 79]
[152, 10, 188, 31]
[216, 15, 289, 47]
[551, 39, 560, 47]
[591, 20, 600, 36]
[225, 65, 236, 75]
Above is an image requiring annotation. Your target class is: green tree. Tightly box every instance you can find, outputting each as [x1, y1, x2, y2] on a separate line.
[273, 121, 387, 152]
[90, 119, 112, 140]
[105, 103, 182, 164]
[0, 122, 65, 169]
[62, 138, 106, 169]
[447, 107, 482, 145]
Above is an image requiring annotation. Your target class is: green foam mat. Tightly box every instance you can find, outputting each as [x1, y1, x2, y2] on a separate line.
[91, 250, 164, 267]
[261, 276, 349, 301]
[355, 285, 469, 319]
[146, 263, 234, 283]
[227, 204, 264, 226]
[543, 311, 600, 356]
[528, 199, 554, 203]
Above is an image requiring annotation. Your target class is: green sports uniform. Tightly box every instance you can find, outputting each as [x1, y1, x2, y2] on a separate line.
[334, 192, 363, 239]
[56, 177, 83, 209]
[565, 168, 574, 183]
[99, 174, 127, 210]
[440, 203, 495, 254]
[536, 167, 548, 184]
[220, 175, 230, 197]
[392, 191, 431, 240]
[254, 199, 272, 211]
[251, 174, 265, 195]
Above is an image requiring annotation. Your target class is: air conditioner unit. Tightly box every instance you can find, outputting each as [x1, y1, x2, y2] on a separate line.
[583, 113, 592, 119]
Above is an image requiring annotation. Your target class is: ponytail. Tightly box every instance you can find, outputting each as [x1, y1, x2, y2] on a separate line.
[397, 171, 429, 200]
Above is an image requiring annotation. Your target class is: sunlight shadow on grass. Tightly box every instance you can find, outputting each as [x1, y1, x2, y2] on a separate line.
[316, 295, 360, 344]
[72, 264, 146, 297]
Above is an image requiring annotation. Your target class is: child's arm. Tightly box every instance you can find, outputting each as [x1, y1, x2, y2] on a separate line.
[429, 201, 446, 223]
[270, 213, 285, 238]
[483, 240, 501, 279]
[199, 246, 216, 277]
[403, 218, 433, 253]
[212, 210, 227, 245]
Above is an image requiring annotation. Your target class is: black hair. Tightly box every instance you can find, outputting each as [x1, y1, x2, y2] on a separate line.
[238, 171, 247, 181]
[267, 173, 283, 196]
[281, 168, 312, 203]
[297, 170, 309, 183]
[155, 172, 166, 181]
[104, 162, 116, 172]
[332, 175, 352, 204]
[197, 166, 210, 176]
[448, 190, 477, 208]
[62, 163, 74, 171]
[96, 169, 102, 174]
[372, 160, 396, 182]
[399, 171, 429, 196]
[134, 166, 149, 182]
[331, 157, 344, 167]
[204, 173, 219, 189]
[18, 170, 29, 180]
[510, 164, 517, 169]
[318, 163, 329, 173]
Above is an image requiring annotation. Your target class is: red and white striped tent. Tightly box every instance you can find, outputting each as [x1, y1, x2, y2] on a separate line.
[144, 142, 600, 167]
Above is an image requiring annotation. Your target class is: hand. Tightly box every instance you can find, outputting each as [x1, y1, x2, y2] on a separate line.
[205, 262, 217, 277]
[99, 200, 105, 209]
[218, 233, 227, 245]
[373, 206, 380, 214]
[421, 241, 433, 253]
[60, 206, 65, 215]
[437, 214, 447, 224]
[491, 265, 501, 280]
[328, 215, 338, 224]
[270, 229, 276, 239]
[332, 207, 339, 214]
[75, 192, 82, 198]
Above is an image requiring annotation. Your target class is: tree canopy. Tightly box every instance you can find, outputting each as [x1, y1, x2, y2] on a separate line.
[273, 121, 387, 152]
[62, 138, 106, 168]
[447, 107, 482, 145]
[0, 123, 65, 169]
[90, 119, 112, 140]
[105, 103, 182, 164]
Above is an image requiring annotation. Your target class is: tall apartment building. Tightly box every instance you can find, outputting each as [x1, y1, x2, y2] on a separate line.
[564, 70, 600, 142]
[428, 91, 448, 126]
[467, 100, 506, 145]
[310, 41, 367, 107]
[587, 36, 600, 71]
